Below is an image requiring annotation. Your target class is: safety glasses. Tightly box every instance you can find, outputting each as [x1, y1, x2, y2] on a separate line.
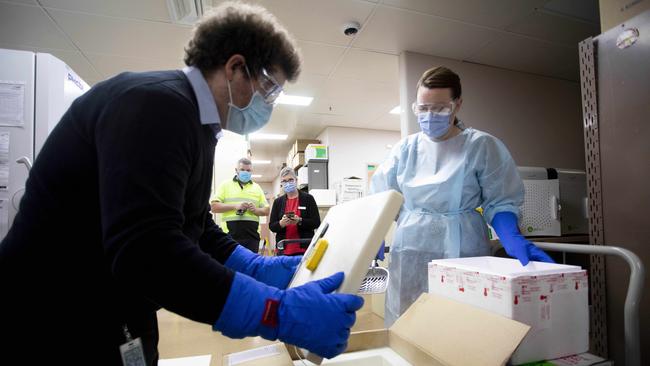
[411, 101, 455, 115]
[258, 68, 283, 105]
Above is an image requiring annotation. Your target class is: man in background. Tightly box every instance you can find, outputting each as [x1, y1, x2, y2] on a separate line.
[211, 158, 269, 252]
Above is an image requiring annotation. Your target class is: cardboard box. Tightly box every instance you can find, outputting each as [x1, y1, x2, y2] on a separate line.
[225, 293, 530, 366]
[428, 257, 589, 365]
[289, 139, 321, 158]
[289, 152, 305, 170]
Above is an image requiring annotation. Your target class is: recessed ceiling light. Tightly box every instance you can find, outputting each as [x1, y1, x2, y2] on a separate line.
[276, 93, 313, 106]
[249, 133, 288, 141]
[389, 105, 401, 114]
[252, 160, 271, 165]
[252, 174, 263, 178]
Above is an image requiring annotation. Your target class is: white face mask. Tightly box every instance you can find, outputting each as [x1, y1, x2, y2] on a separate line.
[225, 65, 273, 135]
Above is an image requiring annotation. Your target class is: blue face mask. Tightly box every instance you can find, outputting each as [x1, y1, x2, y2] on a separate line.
[238, 171, 252, 183]
[283, 181, 297, 193]
[418, 111, 452, 139]
[225, 67, 273, 135]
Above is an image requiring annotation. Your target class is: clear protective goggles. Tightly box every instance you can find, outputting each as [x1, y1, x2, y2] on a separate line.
[411, 101, 455, 115]
[257, 67, 283, 105]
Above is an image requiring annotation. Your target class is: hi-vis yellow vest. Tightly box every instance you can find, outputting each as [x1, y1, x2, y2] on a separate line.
[211, 178, 268, 232]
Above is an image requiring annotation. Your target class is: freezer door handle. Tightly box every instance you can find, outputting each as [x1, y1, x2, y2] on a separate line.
[16, 156, 32, 171]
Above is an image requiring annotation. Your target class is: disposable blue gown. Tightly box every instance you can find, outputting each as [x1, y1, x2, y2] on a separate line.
[370, 127, 525, 326]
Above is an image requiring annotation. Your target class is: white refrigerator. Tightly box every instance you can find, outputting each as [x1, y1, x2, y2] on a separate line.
[0, 48, 90, 239]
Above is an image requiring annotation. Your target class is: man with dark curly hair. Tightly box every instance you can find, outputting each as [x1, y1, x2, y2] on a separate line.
[0, 2, 363, 365]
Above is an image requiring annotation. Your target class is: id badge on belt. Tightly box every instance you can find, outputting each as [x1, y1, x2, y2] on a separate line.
[119, 325, 147, 366]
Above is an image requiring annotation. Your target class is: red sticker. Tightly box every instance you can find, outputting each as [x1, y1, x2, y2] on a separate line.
[514, 295, 519, 305]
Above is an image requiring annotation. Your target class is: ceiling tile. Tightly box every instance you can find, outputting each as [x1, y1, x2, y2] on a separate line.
[85, 53, 183, 78]
[39, 0, 172, 22]
[466, 33, 579, 81]
[48, 8, 191, 60]
[41, 47, 103, 82]
[293, 121, 327, 139]
[353, 6, 500, 60]
[309, 96, 387, 125]
[380, 0, 546, 29]
[332, 49, 399, 85]
[304, 75, 398, 132]
[268, 106, 299, 128]
[283, 73, 327, 97]
[0, 2, 74, 50]
[317, 76, 398, 106]
[254, 0, 376, 46]
[505, 10, 600, 46]
[296, 41, 346, 76]
[84, 78, 102, 86]
[542, 0, 600, 24]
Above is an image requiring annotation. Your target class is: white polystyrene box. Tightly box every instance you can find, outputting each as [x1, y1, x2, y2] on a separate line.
[428, 257, 588, 365]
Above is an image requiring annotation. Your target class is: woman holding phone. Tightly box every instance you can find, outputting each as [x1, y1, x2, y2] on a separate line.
[269, 167, 321, 256]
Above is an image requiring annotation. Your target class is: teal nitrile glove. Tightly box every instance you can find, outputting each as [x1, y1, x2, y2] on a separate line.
[225, 245, 302, 289]
[491, 212, 554, 266]
[214, 272, 364, 359]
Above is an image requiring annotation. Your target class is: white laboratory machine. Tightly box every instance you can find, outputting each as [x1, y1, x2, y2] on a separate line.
[517, 166, 589, 237]
[0, 48, 90, 239]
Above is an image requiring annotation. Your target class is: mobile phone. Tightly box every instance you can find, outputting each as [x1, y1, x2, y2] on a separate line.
[286, 211, 295, 218]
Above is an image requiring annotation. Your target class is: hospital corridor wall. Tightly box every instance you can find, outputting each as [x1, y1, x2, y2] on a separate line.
[398, 51, 585, 170]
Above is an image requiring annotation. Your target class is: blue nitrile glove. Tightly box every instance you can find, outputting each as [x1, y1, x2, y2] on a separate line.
[375, 241, 386, 261]
[491, 212, 554, 266]
[225, 245, 302, 289]
[214, 272, 364, 359]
